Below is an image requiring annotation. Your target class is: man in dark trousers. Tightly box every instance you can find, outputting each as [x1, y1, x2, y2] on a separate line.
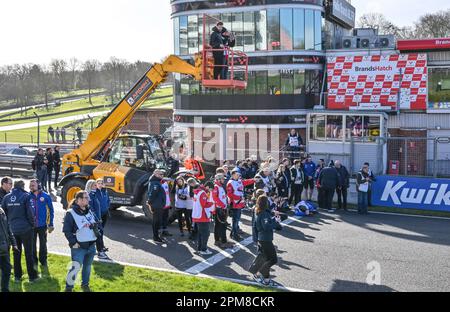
[45, 147, 54, 192]
[210, 21, 226, 80]
[0, 205, 18, 292]
[47, 126, 55, 143]
[147, 169, 166, 243]
[318, 163, 340, 213]
[289, 160, 304, 206]
[364, 162, 377, 206]
[335, 160, 350, 211]
[34, 149, 48, 191]
[76, 127, 83, 144]
[53, 146, 61, 189]
[1, 180, 39, 282]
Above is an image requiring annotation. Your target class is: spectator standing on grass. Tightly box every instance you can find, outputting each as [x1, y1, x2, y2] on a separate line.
[318, 163, 340, 213]
[53, 146, 61, 189]
[45, 147, 54, 192]
[147, 169, 166, 244]
[192, 183, 214, 256]
[55, 127, 61, 143]
[63, 191, 98, 292]
[48, 126, 55, 143]
[289, 160, 304, 206]
[356, 164, 371, 215]
[76, 127, 83, 144]
[2, 180, 39, 283]
[61, 127, 67, 143]
[0, 204, 18, 292]
[27, 180, 54, 269]
[364, 162, 377, 207]
[249, 195, 281, 287]
[335, 160, 350, 211]
[302, 155, 316, 201]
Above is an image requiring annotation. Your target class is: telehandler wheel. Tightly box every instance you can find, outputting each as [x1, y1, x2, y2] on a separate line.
[61, 179, 87, 210]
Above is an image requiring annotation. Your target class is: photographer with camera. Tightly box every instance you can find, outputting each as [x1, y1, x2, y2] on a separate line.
[63, 191, 100, 292]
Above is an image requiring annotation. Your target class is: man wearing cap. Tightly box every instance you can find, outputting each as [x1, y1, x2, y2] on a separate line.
[147, 170, 166, 243]
[212, 174, 233, 249]
[226, 169, 255, 241]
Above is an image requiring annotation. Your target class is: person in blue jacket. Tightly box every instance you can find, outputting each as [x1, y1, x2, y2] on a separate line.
[88, 179, 110, 259]
[249, 195, 281, 287]
[1, 180, 39, 282]
[27, 179, 54, 268]
[147, 169, 166, 243]
[302, 155, 317, 201]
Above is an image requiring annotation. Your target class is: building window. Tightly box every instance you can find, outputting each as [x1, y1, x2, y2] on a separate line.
[232, 12, 244, 51]
[255, 10, 267, 51]
[314, 10, 322, 51]
[326, 115, 344, 140]
[181, 76, 190, 95]
[429, 67, 450, 109]
[243, 11, 256, 52]
[310, 115, 326, 141]
[294, 70, 305, 94]
[256, 71, 268, 94]
[293, 9, 305, 50]
[246, 71, 257, 95]
[281, 70, 294, 95]
[305, 10, 314, 50]
[346, 116, 381, 142]
[174, 18, 180, 55]
[188, 15, 199, 54]
[280, 9, 293, 51]
[268, 70, 281, 95]
[179, 16, 188, 55]
[267, 9, 280, 51]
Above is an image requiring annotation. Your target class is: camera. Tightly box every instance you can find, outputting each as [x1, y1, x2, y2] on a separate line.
[89, 223, 101, 238]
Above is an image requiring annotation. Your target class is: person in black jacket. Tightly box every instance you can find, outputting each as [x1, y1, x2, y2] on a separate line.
[364, 162, 377, 207]
[210, 22, 226, 80]
[53, 146, 61, 189]
[289, 160, 304, 205]
[0, 206, 18, 292]
[147, 169, 166, 243]
[34, 149, 48, 191]
[275, 165, 289, 199]
[45, 147, 54, 192]
[1, 180, 38, 282]
[63, 191, 98, 292]
[335, 160, 350, 211]
[0, 177, 12, 203]
[249, 195, 281, 287]
[318, 164, 340, 213]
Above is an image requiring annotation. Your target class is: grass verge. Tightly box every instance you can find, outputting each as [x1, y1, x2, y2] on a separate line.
[9, 253, 270, 292]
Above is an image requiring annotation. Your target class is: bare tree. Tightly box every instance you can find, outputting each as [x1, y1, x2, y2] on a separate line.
[82, 60, 100, 105]
[30, 64, 52, 110]
[69, 57, 80, 90]
[50, 59, 68, 92]
[414, 9, 450, 38]
[358, 13, 399, 35]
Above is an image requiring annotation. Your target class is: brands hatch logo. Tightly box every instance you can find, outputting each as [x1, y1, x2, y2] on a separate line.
[380, 181, 450, 206]
[239, 116, 249, 123]
[355, 65, 393, 72]
[217, 116, 249, 124]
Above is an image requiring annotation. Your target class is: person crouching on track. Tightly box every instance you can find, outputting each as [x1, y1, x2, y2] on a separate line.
[226, 169, 255, 241]
[161, 177, 173, 237]
[249, 195, 281, 287]
[192, 183, 214, 256]
[174, 176, 190, 237]
[63, 191, 100, 292]
[212, 174, 233, 249]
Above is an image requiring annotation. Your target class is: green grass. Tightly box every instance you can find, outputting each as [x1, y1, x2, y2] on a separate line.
[8, 253, 269, 292]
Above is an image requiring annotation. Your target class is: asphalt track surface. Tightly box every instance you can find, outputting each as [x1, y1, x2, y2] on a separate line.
[45, 197, 450, 292]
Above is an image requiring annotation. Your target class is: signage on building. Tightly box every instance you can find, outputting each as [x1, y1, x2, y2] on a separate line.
[327, 54, 428, 111]
[173, 115, 307, 125]
[398, 38, 450, 51]
[372, 175, 450, 212]
[327, 0, 356, 29]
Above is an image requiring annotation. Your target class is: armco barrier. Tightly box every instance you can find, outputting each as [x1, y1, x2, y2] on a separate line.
[372, 175, 450, 212]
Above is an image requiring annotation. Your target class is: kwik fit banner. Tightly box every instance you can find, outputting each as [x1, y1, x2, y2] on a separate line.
[372, 176, 450, 212]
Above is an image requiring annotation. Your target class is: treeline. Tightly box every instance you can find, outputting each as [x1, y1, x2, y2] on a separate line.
[0, 57, 172, 110]
[358, 9, 450, 39]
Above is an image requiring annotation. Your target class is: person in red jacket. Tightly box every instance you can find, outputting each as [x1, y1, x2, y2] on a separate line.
[226, 169, 255, 241]
[192, 184, 214, 256]
[211, 174, 234, 249]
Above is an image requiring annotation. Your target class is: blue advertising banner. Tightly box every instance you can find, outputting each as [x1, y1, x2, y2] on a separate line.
[372, 176, 450, 212]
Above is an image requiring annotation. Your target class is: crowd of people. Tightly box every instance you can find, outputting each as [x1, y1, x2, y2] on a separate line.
[47, 126, 83, 144]
[32, 146, 61, 193]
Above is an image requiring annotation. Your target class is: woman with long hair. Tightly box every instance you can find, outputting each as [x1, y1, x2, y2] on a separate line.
[249, 195, 280, 286]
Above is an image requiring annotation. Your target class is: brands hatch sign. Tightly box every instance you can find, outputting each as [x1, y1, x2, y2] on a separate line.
[372, 176, 450, 212]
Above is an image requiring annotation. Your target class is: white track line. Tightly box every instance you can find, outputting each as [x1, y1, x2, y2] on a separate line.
[185, 214, 302, 275]
[49, 250, 312, 292]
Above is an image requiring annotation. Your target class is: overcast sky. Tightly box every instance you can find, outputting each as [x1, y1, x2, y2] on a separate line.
[0, 0, 449, 66]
